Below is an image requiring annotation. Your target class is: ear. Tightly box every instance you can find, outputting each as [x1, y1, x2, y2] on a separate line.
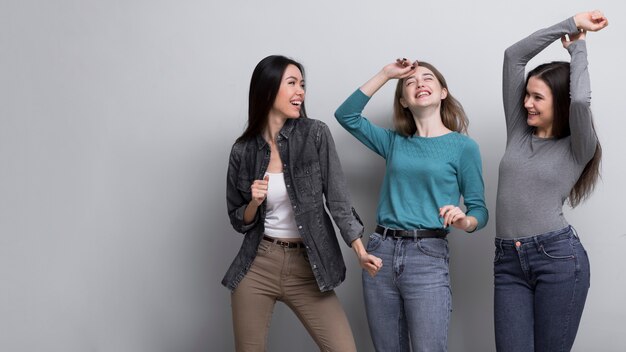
[399, 97, 408, 108]
[440, 88, 448, 100]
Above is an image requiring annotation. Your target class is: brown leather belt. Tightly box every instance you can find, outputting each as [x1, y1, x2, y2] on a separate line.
[375, 225, 447, 239]
[263, 235, 306, 248]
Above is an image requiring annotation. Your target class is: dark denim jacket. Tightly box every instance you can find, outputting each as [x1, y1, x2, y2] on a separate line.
[222, 118, 364, 292]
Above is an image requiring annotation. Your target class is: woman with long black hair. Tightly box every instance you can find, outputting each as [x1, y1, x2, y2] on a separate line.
[223, 55, 381, 352]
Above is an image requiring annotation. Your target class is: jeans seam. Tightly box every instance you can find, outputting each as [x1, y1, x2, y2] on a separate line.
[558, 261, 579, 352]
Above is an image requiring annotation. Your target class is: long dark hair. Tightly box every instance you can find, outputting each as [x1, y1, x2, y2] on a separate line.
[236, 55, 307, 143]
[526, 61, 602, 207]
[393, 61, 468, 136]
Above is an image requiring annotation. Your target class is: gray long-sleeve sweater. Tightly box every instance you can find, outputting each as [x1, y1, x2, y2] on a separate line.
[496, 17, 597, 238]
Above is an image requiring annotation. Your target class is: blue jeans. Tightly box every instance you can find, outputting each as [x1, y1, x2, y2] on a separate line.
[363, 232, 451, 352]
[494, 226, 590, 352]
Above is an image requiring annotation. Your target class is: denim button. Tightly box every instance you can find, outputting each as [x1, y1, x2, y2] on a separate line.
[515, 241, 521, 248]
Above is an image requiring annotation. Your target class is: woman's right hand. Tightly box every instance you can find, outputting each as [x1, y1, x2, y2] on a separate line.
[361, 58, 418, 97]
[381, 58, 418, 80]
[574, 10, 608, 32]
[250, 175, 269, 207]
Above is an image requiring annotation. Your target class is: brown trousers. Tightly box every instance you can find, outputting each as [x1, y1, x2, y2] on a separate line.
[231, 239, 357, 352]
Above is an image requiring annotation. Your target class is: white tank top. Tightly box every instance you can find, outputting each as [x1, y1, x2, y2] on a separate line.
[264, 172, 300, 239]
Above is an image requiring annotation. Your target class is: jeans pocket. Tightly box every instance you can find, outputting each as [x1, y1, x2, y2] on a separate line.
[539, 238, 575, 260]
[294, 251, 315, 279]
[366, 233, 383, 252]
[417, 238, 449, 259]
[257, 239, 272, 254]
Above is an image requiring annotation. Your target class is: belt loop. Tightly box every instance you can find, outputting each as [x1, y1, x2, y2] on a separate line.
[570, 225, 579, 239]
[382, 226, 388, 239]
[411, 230, 418, 241]
[533, 236, 542, 252]
[497, 238, 503, 253]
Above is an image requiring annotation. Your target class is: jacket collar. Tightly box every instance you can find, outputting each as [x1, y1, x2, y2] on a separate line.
[255, 118, 298, 150]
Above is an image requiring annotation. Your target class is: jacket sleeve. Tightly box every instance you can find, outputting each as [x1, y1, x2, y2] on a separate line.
[316, 122, 364, 246]
[226, 143, 258, 234]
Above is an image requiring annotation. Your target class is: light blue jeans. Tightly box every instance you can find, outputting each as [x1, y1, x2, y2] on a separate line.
[363, 232, 451, 352]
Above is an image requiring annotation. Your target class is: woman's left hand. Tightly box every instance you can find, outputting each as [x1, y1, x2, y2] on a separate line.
[561, 29, 586, 49]
[439, 205, 472, 231]
[351, 238, 383, 277]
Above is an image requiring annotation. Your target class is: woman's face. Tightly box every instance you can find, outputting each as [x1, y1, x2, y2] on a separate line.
[399, 66, 447, 109]
[269, 64, 305, 120]
[524, 76, 554, 134]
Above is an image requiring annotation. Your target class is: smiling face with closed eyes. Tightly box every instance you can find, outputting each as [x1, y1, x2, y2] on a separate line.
[399, 66, 448, 110]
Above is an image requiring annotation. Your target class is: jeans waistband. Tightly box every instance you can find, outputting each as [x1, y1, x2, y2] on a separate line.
[495, 225, 576, 248]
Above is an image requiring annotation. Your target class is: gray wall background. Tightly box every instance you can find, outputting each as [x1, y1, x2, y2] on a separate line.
[1, 0, 625, 351]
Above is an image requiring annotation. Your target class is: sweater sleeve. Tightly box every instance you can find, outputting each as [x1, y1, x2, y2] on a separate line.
[334, 89, 395, 159]
[566, 40, 597, 164]
[458, 139, 488, 231]
[502, 17, 579, 142]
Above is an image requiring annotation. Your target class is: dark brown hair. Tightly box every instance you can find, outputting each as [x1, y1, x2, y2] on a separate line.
[526, 61, 601, 207]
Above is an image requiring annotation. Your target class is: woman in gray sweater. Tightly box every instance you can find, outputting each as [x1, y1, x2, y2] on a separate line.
[494, 10, 608, 352]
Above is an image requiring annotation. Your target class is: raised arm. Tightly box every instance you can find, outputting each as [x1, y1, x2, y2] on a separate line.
[564, 11, 608, 164]
[502, 17, 578, 139]
[334, 59, 416, 158]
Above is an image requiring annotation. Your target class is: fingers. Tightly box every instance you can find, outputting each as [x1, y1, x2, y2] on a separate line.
[396, 58, 418, 68]
[576, 10, 609, 31]
[439, 205, 466, 228]
[251, 178, 269, 191]
[361, 254, 383, 277]
[251, 177, 270, 203]
[590, 10, 608, 27]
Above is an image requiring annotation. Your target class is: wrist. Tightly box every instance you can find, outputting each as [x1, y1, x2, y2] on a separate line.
[573, 13, 583, 28]
[377, 70, 392, 82]
[465, 218, 476, 232]
[351, 239, 367, 257]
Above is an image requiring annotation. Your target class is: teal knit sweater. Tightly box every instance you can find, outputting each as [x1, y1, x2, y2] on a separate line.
[335, 89, 488, 231]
